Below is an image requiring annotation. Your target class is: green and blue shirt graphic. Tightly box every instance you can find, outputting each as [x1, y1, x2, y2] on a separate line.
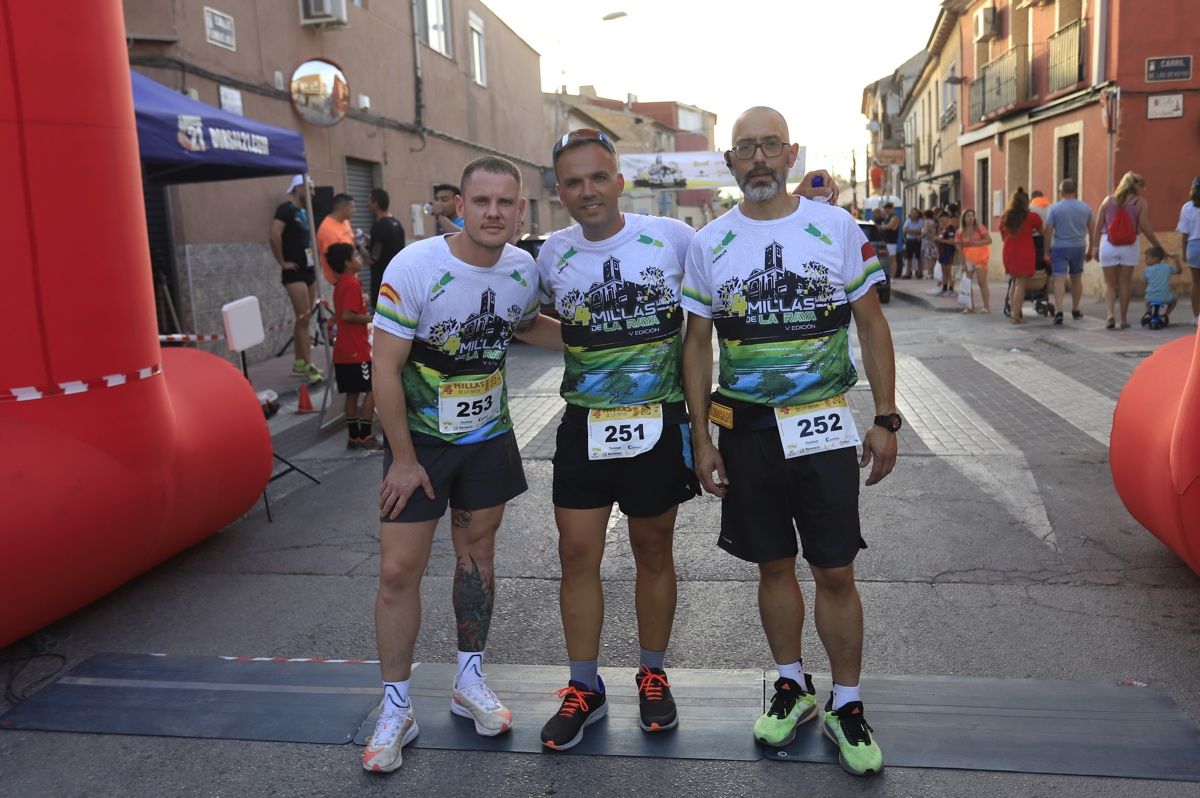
[537, 214, 694, 408]
[375, 236, 541, 444]
[681, 200, 883, 406]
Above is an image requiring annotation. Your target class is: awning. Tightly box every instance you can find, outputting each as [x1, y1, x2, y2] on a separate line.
[132, 71, 306, 184]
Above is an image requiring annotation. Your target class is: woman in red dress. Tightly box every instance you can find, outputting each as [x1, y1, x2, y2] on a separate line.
[1000, 189, 1042, 324]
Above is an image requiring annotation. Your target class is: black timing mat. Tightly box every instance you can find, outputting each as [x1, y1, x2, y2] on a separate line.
[767, 673, 1200, 782]
[0, 653, 381, 745]
[5, 655, 1200, 780]
[353, 664, 765, 761]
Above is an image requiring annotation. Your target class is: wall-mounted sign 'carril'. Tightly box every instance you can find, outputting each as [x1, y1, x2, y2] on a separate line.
[1146, 56, 1192, 83]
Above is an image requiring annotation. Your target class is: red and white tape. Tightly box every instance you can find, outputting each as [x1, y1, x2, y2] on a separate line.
[159, 333, 223, 343]
[2, 363, 163, 403]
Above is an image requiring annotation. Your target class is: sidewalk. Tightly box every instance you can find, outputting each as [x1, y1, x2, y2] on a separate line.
[888, 273, 1197, 354]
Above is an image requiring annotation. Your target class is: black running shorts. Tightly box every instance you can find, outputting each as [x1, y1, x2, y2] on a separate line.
[381, 431, 527, 523]
[716, 426, 865, 567]
[334, 361, 372, 394]
[281, 265, 316, 286]
[552, 406, 701, 518]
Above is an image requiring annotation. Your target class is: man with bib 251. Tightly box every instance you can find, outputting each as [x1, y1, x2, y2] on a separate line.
[534, 129, 702, 750]
[682, 107, 898, 777]
[364, 156, 562, 773]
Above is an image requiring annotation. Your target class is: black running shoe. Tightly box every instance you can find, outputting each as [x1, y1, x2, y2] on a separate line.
[635, 666, 678, 732]
[540, 678, 607, 750]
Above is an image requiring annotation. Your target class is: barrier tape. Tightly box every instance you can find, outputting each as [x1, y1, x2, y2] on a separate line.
[159, 333, 223, 342]
[2, 363, 163, 403]
[144, 653, 382, 664]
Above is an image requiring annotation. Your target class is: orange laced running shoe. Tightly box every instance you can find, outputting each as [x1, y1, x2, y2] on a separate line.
[539, 678, 608, 750]
[635, 666, 678, 732]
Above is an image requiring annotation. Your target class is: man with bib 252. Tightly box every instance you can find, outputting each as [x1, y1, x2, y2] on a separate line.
[682, 107, 898, 777]
[364, 156, 562, 774]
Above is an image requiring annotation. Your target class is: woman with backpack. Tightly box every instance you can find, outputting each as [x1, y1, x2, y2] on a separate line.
[1090, 171, 1170, 329]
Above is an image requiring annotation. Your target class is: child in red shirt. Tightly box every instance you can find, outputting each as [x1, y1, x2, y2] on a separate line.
[327, 243, 379, 449]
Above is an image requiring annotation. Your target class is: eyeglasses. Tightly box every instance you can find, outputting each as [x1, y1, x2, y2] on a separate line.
[552, 128, 616, 161]
[729, 138, 787, 160]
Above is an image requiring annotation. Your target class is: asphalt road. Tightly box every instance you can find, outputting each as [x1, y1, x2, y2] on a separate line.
[2, 293, 1199, 797]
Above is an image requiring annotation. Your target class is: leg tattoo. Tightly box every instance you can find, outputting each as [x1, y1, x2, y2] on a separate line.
[453, 554, 494, 651]
[452, 509, 473, 528]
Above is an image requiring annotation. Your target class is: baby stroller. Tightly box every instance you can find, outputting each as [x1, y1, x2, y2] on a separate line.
[1003, 256, 1054, 319]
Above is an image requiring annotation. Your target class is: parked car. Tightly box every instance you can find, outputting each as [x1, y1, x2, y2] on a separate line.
[514, 234, 557, 317]
[856, 219, 891, 304]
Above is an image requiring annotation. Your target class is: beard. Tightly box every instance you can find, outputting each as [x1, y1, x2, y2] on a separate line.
[738, 167, 784, 201]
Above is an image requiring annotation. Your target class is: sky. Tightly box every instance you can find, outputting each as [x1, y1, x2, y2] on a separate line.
[482, 0, 943, 180]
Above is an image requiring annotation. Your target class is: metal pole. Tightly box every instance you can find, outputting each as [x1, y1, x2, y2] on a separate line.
[301, 173, 338, 433]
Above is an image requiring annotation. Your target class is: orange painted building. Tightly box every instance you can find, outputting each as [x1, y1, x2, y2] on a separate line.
[939, 0, 1199, 286]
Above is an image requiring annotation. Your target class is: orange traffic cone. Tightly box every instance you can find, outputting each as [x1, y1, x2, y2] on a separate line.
[295, 383, 316, 414]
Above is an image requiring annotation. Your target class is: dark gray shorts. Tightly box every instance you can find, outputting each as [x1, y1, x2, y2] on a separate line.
[381, 431, 527, 524]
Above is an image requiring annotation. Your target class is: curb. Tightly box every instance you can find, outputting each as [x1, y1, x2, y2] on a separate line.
[889, 287, 938, 310]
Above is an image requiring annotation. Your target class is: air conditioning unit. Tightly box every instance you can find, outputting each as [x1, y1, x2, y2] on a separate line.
[299, 0, 348, 27]
[973, 5, 997, 42]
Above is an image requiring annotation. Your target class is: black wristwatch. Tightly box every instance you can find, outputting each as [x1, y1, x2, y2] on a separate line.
[874, 413, 903, 432]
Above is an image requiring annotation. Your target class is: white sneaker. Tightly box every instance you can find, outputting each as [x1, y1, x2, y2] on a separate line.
[927, 287, 943, 295]
[451, 678, 513, 736]
[362, 706, 418, 773]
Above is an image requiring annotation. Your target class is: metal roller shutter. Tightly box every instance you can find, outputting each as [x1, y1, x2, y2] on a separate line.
[344, 157, 377, 234]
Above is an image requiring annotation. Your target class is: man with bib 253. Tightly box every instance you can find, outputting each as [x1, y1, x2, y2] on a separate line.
[682, 107, 898, 777]
[364, 156, 562, 773]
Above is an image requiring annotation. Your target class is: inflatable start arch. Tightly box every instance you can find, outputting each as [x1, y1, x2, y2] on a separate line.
[0, 1, 272, 647]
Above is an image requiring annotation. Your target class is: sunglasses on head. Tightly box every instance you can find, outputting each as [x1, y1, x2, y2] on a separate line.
[552, 128, 616, 161]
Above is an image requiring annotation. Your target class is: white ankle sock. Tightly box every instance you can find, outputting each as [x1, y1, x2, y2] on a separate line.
[776, 660, 805, 685]
[831, 682, 861, 710]
[382, 680, 410, 712]
[455, 650, 485, 688]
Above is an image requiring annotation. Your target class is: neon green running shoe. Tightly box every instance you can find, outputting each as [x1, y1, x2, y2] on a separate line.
[753, 674, 817, 747]
[822, 697, 884, 776]
[291, 358, 309, 375]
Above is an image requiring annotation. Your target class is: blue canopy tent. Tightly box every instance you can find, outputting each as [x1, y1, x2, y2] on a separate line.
[131, 71, 307, 183]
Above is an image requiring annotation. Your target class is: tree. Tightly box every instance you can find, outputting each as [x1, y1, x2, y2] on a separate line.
[758, 371, 795, 402]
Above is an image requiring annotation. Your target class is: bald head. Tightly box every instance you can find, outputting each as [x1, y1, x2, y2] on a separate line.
[731, 106, 790, 145]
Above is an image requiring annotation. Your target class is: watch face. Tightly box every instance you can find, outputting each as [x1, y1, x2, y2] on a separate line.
[888, 415, 903, 432]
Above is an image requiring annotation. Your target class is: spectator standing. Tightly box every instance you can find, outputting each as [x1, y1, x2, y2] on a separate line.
[920, 209, 939, 279]
[954, 208, 992, 313]
[879, 203, 900, 277]
[901, 208, 924, 278]
[1090, 171, 1170, 329]
[368, 189, 406, 308]
[269, 175, 322, 383]
[431, 183, 465, 234]
[327, 243, 380, 450]
[317, 193, 363, 286]
[1000, 189, 1042, 325]
[1044, 179, 1094, 325]
[1176, 177, 1200, 326]
[934, 210, 957, 296]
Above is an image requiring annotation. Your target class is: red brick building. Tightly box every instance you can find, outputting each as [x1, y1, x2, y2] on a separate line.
[952, 0, 1199, 280]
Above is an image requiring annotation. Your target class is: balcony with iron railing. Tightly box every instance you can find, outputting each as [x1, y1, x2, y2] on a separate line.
[1048, 18, 1085, 93]
[967, 45, 1032, 123]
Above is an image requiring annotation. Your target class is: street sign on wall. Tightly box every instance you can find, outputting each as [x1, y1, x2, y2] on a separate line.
[1146, 56, 1192, 83]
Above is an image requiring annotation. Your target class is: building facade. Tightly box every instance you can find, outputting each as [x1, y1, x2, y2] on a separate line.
[952, 0, 1199, 290]
[126, 0, 552, 363]
[862, 51, 929, 207]
[901, 8, 965, 211]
